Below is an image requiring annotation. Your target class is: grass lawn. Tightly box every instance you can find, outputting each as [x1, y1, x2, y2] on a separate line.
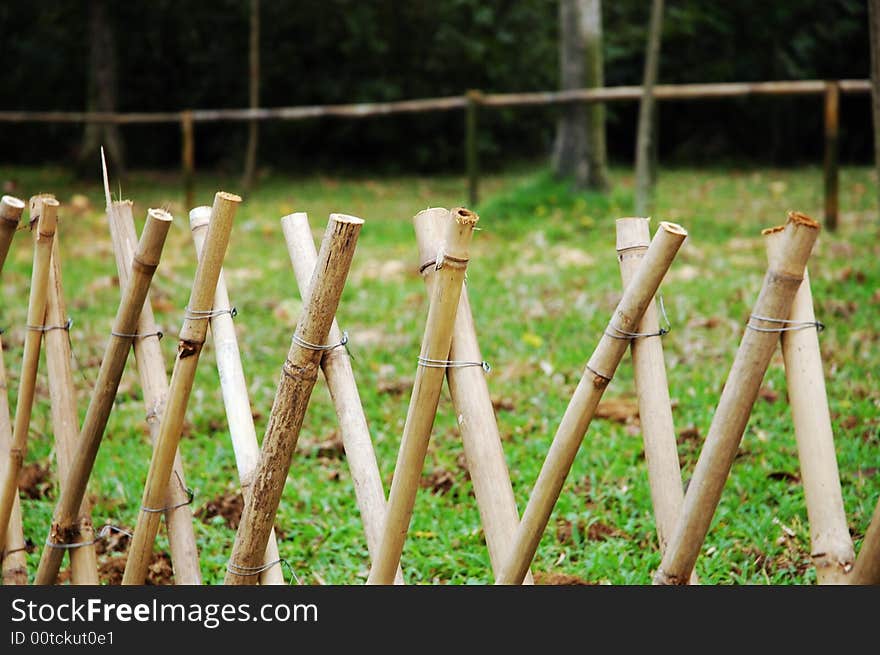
[0, 162, 877, 584]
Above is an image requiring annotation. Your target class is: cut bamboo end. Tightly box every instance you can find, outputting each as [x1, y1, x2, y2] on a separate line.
[217, 191, 243, 204]
[658, 221, 687, 236]
[0, 195, 25, 224]
[788, 211, 821, 229]
[761, 224, 786, 236]
[452, 207, 479, 226]
[37, 198, 59, 238]
[189, 206, 212, 230]
[328, 213, 366, 226]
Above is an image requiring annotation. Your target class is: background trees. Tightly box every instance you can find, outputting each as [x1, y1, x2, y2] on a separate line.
[0, 0, 871, 173]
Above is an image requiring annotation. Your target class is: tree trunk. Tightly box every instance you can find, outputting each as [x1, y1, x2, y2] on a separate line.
[553, 0, 608, 191]
[77, 0, 124, 177]
[634, 0, 664, 216]
[242, 0, 260, 192]
[870, 0, 880, 213]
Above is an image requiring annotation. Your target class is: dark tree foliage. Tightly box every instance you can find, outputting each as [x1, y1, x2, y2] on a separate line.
[0, 0, 870, 172]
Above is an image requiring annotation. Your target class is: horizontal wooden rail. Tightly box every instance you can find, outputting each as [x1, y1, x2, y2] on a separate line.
[0, 80, 869, 125]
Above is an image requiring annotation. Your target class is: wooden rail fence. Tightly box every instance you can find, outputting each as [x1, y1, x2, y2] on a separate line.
[0, 79, 871, 227]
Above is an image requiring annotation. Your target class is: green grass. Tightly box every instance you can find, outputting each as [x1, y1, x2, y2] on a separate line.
[1, 163, 878, 585]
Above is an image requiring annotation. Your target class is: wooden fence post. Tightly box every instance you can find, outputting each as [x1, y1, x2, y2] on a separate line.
[466, 90, 481, 207]
[823, 81, 840, 232]
[181, 110, 195, 211]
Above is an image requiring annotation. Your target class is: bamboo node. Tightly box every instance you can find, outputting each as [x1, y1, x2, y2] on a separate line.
[746, 314, 824, 333]
[177, 339, 203, 359]
[434, 249, 469, 272]
[417, 356, 490, 372]
[605, 296, 671, 339]
[26, 317, 72, 332]
[131, 255, 159, 276]
[281, 358, 319, 381]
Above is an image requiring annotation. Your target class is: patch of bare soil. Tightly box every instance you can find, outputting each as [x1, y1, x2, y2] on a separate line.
[533, 571, 596, 585]
[18, 462, 52, 500]
[420, 469, 456, 495]
[196, 492, 244, 530]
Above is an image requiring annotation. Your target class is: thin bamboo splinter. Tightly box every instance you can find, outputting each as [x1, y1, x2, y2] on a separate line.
[0, 194, 26, 584]
[413, 207, 533, 584]
[654, 212, 820, 585]
[367, 207, 479, 585]
[225, 213, 363, 585]
[764, 226, 853, 584]
[495, 221, 688, 585]
[45, 231, 100, 584]
[36, 206, 174, 585]
[280, 212, 403, 584]
[190, 206, 284, 585]
[0, 197, 58, 554]
[106, 195, 202, 585]
[616, 217, 696, 584]
[123, 192, 240, 585]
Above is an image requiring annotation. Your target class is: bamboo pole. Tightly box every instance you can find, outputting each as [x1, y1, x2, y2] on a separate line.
[823, 81, 840, 232]
[44, 237, 100, 584]
[35, 207, 173, 585]
[616, 217, 696, 584]
[495, 221, 687, 585]
[106, 198, 202, 585]
[225, 213, 363, 585]
[280, 212, 403, 585]
[853, 501, 880, 583]
[0, 195, 24, 272]
[0, 345, 26, 584]
[413, 207, 533, 584]
[763, 226, 853, 584]
[122, 192, 239, 585]
[366, 208, 479, 585]
[653, 212, 820, 585]
[0, 197, 58, 554]
[0, 194, 25, 584]
[189, 206, 284, 585]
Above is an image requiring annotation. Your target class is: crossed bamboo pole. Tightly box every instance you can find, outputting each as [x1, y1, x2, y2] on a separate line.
[495, 221, 688, 585]
[654, 212, 820, 585]
[225, 213, 363, 585]
[106, 196, 202, 585]
[0, 196, 58, 553]
[280, 212, 404, 584]
[367, 208, 479, 585]
[44, 228, 100, 584]
[190, 206, 284, 585]
[763, 226, 854, 584]
[412, 207, 533, 584]
[36, 206, 173, 585]
[0, 195, 26, 584]
[616, 218, 696, 584]
[123, 192, 239, 585]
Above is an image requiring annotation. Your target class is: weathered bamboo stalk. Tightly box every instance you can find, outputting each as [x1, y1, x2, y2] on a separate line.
[616, 218, 696, 584]
[106, 197, 202, 585]
[36, 207, 173, 585]
[122, 192, 239, 585]
[190, 206, 284, 585]
[0, 194, 26, 584]
[225, 213, 363, 585]
[0, 344, 26, 584]
[413, 207, 533, 584]
[0, 195, 24, 272]
[280, 212, 404, 585]
[45, 236, 99, 584]
[763, 228, 853, 583]
[495, 221, 688, 585]
[367, 208, 479, 585]
[852, 501, 880, 583]
[0, 197, 58, 553]
[653, 212, 820, 585]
